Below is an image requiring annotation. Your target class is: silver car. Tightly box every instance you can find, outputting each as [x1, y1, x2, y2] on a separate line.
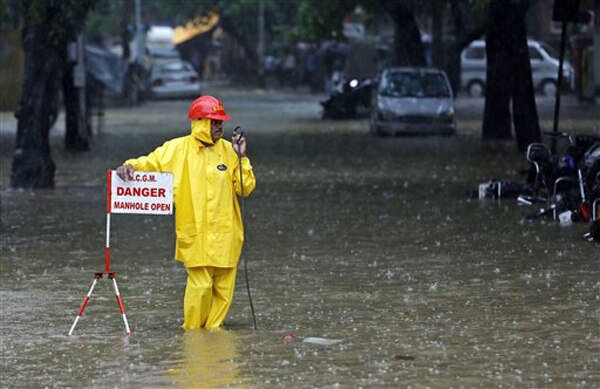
[149, 60, 201, 99]
[370, 67, 455, 136]
[461, 39, 574, 97]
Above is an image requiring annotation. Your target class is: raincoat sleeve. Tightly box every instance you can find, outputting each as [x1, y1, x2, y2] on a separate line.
[234, 156, 256, 197]
[123, 140, 178, 173]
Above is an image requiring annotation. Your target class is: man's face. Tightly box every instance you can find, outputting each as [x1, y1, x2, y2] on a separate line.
[210, 120, 223, 143]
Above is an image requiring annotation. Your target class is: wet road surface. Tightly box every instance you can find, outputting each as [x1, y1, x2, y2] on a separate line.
[1, 87, 599, 387]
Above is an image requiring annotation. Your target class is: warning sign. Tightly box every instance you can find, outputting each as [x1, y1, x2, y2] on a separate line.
[110, 171, 173, 215]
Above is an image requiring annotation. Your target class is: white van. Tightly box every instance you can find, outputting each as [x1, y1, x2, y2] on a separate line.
[461, 39, 573, 97]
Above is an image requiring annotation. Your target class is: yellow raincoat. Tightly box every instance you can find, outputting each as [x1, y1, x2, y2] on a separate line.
[123, 119, 256, 329]
[123, 119, 256, 268]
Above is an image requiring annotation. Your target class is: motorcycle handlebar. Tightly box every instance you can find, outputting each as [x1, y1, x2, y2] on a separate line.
[543, 131, 569, 138]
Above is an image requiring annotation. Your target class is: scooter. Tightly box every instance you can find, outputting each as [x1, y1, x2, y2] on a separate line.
[583, 159, 600, 242]
[321, 78, 373, 119]
[524, 132, 600, 222]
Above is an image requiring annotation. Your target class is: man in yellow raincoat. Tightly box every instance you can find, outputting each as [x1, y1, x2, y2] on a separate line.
[116, 95, 256, 329]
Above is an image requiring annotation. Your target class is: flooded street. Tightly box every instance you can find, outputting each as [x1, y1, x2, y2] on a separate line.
[1, 87, 599, 387]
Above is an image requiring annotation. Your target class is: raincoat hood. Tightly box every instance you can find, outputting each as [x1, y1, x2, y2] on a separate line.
[191, 118, 215, 145]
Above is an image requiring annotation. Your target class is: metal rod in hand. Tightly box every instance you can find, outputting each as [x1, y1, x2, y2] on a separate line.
[236, 128, 258, 330]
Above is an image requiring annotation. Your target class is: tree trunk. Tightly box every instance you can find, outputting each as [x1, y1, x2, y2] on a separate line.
[431, 2, 443, 68]
[219, 14, 260, 82]
[10, 25, 59, 188]
[511, 5, 541, 150]
[482, 0, 540, 151]
[482, 13, 513, 140]
[383, 0, 426, 67]
[121, 0, 132, 61]
[63, 57, 91, 151]
[445, 2, 486, 94]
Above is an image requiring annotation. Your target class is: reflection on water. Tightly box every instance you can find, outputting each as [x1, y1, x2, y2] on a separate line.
[1, 94, 598, 387]
[169, 329, 242, 388]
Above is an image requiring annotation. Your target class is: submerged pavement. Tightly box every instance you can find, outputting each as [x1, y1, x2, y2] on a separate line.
[1, 86, 599, 387]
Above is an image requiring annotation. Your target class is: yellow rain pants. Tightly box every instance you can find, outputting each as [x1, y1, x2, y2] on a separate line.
[122, 118, 256, 328]
[183, 266, 237, 329]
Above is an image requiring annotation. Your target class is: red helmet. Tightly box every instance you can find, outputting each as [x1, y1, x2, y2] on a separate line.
[187, 95, 231, 121]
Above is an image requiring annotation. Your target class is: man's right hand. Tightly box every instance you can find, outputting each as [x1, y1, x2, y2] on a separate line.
[116, 165, 135, 181]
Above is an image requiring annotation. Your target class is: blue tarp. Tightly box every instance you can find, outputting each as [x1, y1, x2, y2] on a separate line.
[84, 43, 126, 95]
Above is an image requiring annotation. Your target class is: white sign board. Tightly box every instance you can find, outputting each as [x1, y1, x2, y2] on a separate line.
[343, 22, 365, 40]
[110, 171, 173, 215]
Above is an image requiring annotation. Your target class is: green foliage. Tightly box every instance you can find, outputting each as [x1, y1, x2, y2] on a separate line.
[85, 0, 123, 40]
[296, 0, 358, 41]
[22, 0, 97, 45]
[126, 0, 303, 51]
[471, 0, 491, 10]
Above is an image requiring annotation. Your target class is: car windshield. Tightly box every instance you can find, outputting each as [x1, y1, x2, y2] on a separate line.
[155, 61, 194, 74]
[380, 71, 451, 98]
[150, 48, 179, 58]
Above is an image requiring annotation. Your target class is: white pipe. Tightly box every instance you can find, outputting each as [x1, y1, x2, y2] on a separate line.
[106, 213, 111, 249]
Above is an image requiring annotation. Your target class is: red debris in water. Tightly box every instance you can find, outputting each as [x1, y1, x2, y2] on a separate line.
[282, 331, 295, 342]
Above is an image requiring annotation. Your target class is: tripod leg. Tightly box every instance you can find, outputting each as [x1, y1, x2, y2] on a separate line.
[111, 277, 131, 335]
[68, 278, 99, 336]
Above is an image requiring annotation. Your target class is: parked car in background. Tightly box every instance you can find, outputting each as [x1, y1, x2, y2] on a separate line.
[149, 60, 201, 99]
[461, 39, 574, 97]
[147, 46, 180, 61]
[370, 67, 455, 136]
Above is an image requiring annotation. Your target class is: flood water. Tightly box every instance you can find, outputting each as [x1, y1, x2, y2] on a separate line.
[1, 87, 598, 387]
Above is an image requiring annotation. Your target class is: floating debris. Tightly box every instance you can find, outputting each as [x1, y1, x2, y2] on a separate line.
[302, 337, 342, 346]
[393, 354, 416, 361]
[282, 332, 295, 342]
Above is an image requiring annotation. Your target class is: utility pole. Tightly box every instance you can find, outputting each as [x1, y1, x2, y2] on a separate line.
[74, 34, 89, 140]
[135, 0, 144, 63]
[129, 0, 144, 104]
[257, 0, 265, 87]
[551, 19, 568, 154]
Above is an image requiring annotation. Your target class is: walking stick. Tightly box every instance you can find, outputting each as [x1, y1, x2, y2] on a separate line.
[234, 127, 258, 330]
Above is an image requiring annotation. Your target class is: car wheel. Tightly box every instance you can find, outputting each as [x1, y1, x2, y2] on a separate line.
[541, 80, 557, 96]
[374, 126, 388, 137]
[442, 128, 456, 137]
[466, 81, 485, 98]
[369, 117, 387, 137]
[369, 120, 378, 135]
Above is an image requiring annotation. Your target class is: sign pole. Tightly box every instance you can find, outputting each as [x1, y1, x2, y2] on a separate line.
[68, 170, 131, 336]
[105, 170, 112, 273]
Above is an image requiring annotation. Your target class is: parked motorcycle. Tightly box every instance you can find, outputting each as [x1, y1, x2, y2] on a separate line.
[520, 132, 599, 224]
[469, 130, 599, 242]
[321, 78, 373, 119]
